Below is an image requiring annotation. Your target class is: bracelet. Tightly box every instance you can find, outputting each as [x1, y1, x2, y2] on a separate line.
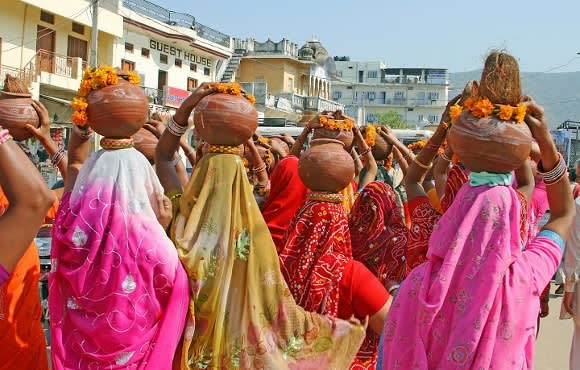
[166, 115, 188, 137]
[538, 153, 567, 184]
[358, 147, 372, 158]
[426, 140, 440, 150]
[440, 152, 452, 162]
[0, 129, 12, 145]
[414, 157, 432, 169]
[545, 171, 568, 186]
[253, 163, 267, 173]
[388, 284, 400, 295]
[51, 146, 67, 168]
[72, 125, 94, 140]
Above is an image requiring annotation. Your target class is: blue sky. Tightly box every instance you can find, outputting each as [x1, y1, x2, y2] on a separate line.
[154, 0, 580, 73]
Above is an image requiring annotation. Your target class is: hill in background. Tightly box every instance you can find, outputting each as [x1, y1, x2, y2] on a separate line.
[449, 71, 580, 129]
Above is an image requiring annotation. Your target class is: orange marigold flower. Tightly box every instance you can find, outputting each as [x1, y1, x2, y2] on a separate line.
[365, 125, 377, 146]
[478, 98, 494, 116]
[71, 110, 88, 126]
[514, 104, 526, 123]
[106, 71, 119, 86]
[498, 105, 515, 121]
[408, 140, 427, 152]
[246, 94, 256, 104]
[463, 97, 476, 110]
[127, 71, 140, 85]
[449, 104, 463, 122]
[71, 97, 88, 111]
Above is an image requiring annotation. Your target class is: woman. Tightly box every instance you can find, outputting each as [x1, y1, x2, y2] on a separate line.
[347, 181, 408, 369]
[262, 155, 308, 252]
[378, 98, 574, 369]
[49, 74, 188, 368]
[0, 123, 55, 370]
[156, 83, 365, 369]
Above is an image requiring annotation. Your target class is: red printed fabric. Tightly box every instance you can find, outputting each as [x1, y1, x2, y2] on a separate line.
[279, 199, 351, 316]
[349, 182, 408, 285]
[406, 196, 441, 270]
[440, 164, 469, 213]
[262, 156, 308, 252]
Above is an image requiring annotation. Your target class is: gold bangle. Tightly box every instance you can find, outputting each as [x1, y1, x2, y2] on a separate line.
[414, 157, 432, 169]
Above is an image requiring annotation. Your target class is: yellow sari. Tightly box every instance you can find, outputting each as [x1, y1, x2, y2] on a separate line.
[172, 153, 365, 369]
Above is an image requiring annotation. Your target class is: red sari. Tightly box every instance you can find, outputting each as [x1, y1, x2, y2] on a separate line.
[348, 182, 409, 369]
[440, 163, 469, 213]
[262, 156, 308, 252]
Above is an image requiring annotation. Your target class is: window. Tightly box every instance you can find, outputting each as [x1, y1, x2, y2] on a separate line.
[190, 63, 197, 72]
[428, 92, 439, 101]
[204, 67, 210, 76]
[175, 58, 182, 68]
[121, 59, 135, 72]
[187, 78, 198, 91]
[416, 91, 426, 105]
[358, 71, 363, 83]
[332, 91, 342, 100]
[125, 42, 134, 53]
[287, 77, 294, 92]
[40, 10, 55, 24]
[72, 22, 84, 35]
[378, 91, 386, 104]
[366, 113, 377, 122]
[367, 91, 376, 100]
[346, 86, 353, 90]
[394, 91, 405, 99]
[428, 114, 439, 123]
[160, 54, 168, 64]
[417, 114, 424, 123]
[336, 71, 342, 77]
[67, 36, 87, 60]
[367, 71, 378, 78]
[141, 48, 150, 58]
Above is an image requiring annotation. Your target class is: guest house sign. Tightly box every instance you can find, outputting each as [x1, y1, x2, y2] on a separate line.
[149, 40, 213, 67]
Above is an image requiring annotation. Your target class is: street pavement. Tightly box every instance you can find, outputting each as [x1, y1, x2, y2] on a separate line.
[536, 289, 574, 370]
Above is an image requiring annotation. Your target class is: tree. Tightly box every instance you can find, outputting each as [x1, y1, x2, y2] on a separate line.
[375, 110, 409, 129]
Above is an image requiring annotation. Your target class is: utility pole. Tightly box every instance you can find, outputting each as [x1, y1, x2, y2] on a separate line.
[89, 0, 99, 67]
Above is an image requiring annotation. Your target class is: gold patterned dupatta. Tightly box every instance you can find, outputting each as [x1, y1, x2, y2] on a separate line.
[171, 153, 365, 369]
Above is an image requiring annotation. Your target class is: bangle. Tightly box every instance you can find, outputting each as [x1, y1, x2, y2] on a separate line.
[388, 284, 400, 295]
[166, 115, 188, 137]
[358, 147, 372, 158]
[440, 152, 452, 162]
[538, 153, 567, 184]
[426, 140, 440, 150]
[253, 163, 267, 173]
[51, 146, 67, 168]
[0, 129, 12, 145]
[414, 157, 432, 169]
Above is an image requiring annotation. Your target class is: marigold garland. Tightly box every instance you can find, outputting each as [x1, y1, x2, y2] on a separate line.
[71, 66, 141, 126]
[408, 140, 427, 153]
[214, 82, 256, 104]
[318, 115, 354, 131]
[364, 125, 378, 146]
[449, 97, 527, 124]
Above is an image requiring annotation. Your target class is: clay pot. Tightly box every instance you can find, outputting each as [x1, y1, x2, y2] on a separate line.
[132, 126, 158, 163]
[194, 94, 258, 146]
[448, 112, 532, 173]
[0, 92, 39, 141]
[87, 80, 148, 138]
[313, 127, 354, 148]
[298, 138, 355, 192]
[362, 126, 392, 160]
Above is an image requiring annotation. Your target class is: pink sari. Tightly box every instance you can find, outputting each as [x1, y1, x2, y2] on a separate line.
[379, 182, 561, 369]
[49, 149, 189, 369]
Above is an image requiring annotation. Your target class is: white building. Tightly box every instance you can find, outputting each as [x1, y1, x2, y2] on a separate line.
[331, 59, 449, 127]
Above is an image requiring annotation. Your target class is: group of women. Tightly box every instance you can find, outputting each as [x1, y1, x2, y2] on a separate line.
[0, 51, 575, 370]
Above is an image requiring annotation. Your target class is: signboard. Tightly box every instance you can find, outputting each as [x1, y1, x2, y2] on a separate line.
[149, 40, 213, 67]
[551, 130, 572, 165]
[163, 86, 190, 108]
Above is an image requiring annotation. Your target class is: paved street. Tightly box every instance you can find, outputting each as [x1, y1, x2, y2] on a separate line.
[536, 288, 574, 370]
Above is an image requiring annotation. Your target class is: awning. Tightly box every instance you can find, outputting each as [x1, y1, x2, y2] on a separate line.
[39, 94, 72, 125]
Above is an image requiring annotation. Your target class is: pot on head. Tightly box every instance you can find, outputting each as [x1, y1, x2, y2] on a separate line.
[298, 138, 355, 192]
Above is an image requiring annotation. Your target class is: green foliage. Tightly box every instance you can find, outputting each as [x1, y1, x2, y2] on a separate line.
[375, 110, 409, 128]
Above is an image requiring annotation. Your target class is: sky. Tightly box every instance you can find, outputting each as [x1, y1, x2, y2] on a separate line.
[152, 0, 580, 73]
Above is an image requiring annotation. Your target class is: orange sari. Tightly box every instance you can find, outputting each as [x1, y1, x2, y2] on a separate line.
[0, 189, 50, 370]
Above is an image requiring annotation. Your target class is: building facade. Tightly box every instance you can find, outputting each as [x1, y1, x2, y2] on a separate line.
[226, 38, 343, 125]
[331, 59, 449, 126]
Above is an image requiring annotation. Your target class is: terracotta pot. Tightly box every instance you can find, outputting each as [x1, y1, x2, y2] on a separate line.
[313, 127, 354, 148]
[0, 92, 39, 141]
[362, 126, 392, 160]
[132, 126, 158, 163]
[87, 80, 148, 138]
[448, 112, 532, 173]
[298, 138, 355, 192]
[194, 93, 258, 146]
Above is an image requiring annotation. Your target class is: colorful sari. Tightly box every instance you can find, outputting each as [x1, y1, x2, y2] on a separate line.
[262, 156, 308, 252]
[172, 153, 365, 369]
[348, 182, 408, 369]
[440, 163, 469, 213]
[49, 148, 189, 369]
[0, 189, 49, 370]
[379, 180, 562, 369]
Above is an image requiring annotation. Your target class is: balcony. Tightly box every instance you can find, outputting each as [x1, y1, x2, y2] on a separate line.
[33, 50, 87, 91]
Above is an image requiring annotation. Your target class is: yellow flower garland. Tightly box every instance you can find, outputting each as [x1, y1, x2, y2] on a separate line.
[364, 125, 378, 146]
[318, 115, 354, 131]
[214, 82, 256, 104]
[71, 66, 141, 126]
[449, 97, 527, 124]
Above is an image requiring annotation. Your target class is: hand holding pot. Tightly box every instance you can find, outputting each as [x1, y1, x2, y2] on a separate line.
[441, 94, 462, 124]
[174, 83, 217, 125]
[25, 100, 52, 145]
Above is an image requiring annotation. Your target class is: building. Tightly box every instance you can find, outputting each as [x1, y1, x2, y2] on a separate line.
[224, 37, 343, 125]
[331, 58, 449, 126]
[119, 0, 232, 113]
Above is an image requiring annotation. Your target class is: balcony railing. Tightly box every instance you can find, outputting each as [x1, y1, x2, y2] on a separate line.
[306, 96, 344, 112]
[123, 0, 231, 47]
[35, 50, 87, 79]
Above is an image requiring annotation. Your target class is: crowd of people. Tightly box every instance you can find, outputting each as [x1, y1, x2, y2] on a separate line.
[0, 50, 580, 370]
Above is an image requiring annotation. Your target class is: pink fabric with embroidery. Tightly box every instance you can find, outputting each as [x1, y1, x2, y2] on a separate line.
[380, 183, 561, 369]
[49, 149, 189, 369]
